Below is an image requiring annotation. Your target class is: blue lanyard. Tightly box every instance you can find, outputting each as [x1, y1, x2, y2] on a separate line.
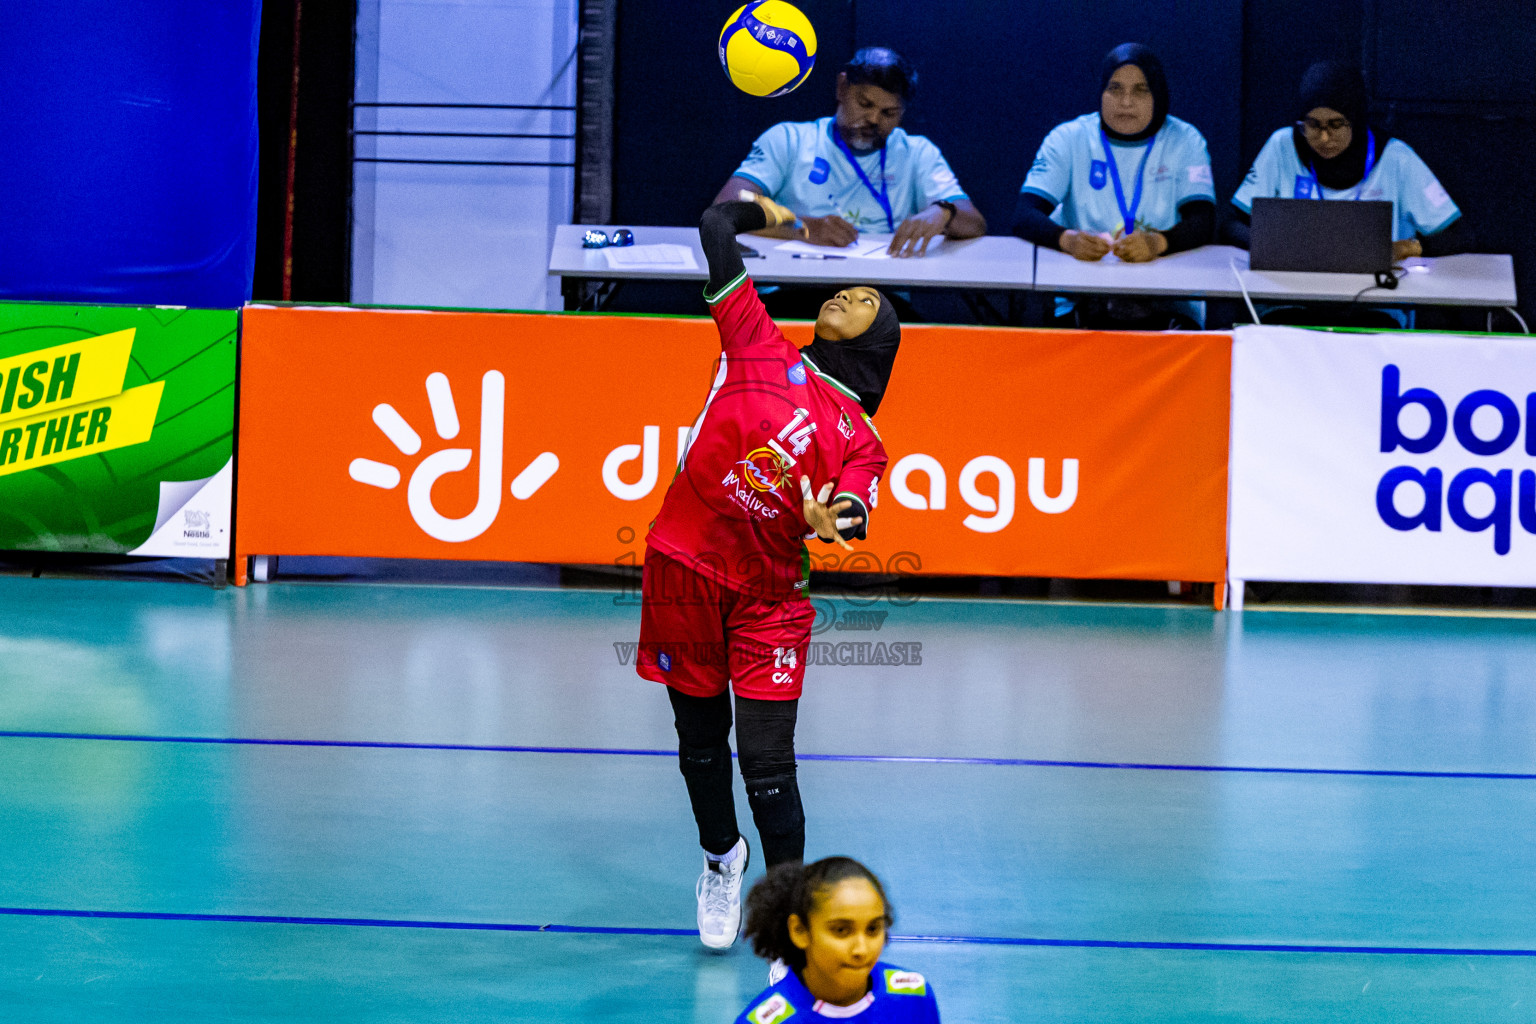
[831, 125, 894, 232]
[1308, 129, 1376, 201]
[1099, 128, 1157, 237]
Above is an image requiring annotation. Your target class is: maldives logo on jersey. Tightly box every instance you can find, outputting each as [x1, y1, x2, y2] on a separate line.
[738, 446, 790, 491]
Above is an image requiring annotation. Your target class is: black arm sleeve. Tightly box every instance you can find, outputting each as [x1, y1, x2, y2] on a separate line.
[1011, 192, 1065, 250]
[835, 495, 869, 543]
[1158, 199, 1215, 254]
[700, 201, 769, 293]
[1420, 214, 1473, 257]
[1224, 206, 1252, 249]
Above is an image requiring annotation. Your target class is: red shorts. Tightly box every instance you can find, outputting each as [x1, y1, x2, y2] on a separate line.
[636, 547, 814, 700]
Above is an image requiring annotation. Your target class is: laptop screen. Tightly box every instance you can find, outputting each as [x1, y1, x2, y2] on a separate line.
[1250, 198, 1393, 274]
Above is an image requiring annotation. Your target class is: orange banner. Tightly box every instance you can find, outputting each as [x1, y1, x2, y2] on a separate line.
[235, 305, 1229, 584]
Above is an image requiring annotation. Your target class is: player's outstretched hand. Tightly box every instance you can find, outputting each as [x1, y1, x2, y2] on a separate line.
[800, 475, 862, 552]
[738, 190, 801, 233]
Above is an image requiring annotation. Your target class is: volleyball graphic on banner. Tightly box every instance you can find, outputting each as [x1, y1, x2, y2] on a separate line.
[719, 1, 817, 97]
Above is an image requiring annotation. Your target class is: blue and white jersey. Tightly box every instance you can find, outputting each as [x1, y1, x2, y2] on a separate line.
[1232, 127, 1460, 240]
[1022, 113, 1215, 235]
[734, 117, 968, 232]
[733, 962, 940, 1024]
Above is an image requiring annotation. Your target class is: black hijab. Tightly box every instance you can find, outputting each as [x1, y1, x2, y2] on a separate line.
[1292, 61, 1390, 190]
[800, 290, 901, 417]
[1099, 43, 1169, 143]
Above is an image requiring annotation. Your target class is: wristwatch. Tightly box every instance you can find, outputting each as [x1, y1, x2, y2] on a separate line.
[934, 200, 957, 227]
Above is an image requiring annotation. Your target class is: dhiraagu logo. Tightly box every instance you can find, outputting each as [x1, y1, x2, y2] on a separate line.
[348, 370, 560, 542]
[0, 329, 164, 475]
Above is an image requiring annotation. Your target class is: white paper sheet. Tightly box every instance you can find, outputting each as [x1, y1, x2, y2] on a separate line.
[603, 244, 698, 270]
[773, 236, 925, 260]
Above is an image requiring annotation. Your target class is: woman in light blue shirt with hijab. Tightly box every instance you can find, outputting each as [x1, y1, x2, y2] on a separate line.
[1012, 43, 1216, 328]
[1228, 61, 1467, 260]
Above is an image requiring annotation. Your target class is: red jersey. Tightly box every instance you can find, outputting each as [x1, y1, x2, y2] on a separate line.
[647, 271, 888, 600]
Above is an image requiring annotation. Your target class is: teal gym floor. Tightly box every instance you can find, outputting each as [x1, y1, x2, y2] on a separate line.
[1, 575, 1534, 1022]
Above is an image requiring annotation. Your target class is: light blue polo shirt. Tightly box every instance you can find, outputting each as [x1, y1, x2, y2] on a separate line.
[734, 116, 968, 232]
[1232, 128, 1461, 240]
[1022, 113, 1216, 235]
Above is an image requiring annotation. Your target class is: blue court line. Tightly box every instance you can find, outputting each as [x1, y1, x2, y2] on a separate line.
[2, 729, 1535, 780]
[0, 906, 1531, 957]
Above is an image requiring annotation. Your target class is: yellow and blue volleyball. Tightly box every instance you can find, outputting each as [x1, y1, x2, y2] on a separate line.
[719, 2, 817, 98]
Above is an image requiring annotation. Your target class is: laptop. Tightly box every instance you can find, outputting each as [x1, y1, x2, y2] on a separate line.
[1249, 197, 1394, 274]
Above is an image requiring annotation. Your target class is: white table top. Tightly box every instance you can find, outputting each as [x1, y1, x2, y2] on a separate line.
[549, 224, 1035, 290]
[553, 226, 1517, 308]
[1034, 244, 1517, 307]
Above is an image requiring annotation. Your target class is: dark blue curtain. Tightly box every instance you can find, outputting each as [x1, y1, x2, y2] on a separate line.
[611, 1, 1242, 238]
[0, 2, 261, 308]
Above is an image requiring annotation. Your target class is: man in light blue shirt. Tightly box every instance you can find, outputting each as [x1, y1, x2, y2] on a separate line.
[713, 48, 985, 258]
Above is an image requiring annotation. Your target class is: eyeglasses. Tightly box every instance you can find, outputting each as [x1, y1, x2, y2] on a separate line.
[582, 229, 635, 249]
[1297, 117, 1351, 137]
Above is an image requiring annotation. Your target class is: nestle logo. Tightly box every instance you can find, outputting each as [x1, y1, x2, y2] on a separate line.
[182, 509, 211, 538]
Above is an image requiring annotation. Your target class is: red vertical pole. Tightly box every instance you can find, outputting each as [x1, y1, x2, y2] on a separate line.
[282, 0, 303, 301]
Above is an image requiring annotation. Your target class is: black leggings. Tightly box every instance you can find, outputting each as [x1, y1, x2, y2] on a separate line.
[668, 688, 804, 867]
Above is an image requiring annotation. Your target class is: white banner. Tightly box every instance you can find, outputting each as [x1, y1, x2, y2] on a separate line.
[1230, 325, 1536, 587]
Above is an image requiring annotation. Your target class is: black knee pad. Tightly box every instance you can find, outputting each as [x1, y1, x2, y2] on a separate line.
[737, 747, 796, 781]
[678, 741, 732, 779]
[744, 770, 805, 836]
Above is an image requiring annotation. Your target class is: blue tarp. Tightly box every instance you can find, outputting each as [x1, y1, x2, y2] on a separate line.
[0, 3, 260, 308]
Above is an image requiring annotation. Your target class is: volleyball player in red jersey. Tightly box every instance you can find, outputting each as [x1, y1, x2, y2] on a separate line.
[636, 193, 901, 950]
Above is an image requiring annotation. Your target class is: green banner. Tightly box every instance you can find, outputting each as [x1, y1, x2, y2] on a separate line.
[0, 302, 236, 556]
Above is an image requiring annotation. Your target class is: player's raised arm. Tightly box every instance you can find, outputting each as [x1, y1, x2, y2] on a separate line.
[698, 194, 794, 300]
[699, 194, 802, 351]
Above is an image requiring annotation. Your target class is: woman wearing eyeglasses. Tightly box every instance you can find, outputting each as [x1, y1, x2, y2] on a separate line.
[1228, 61, 1466, 260]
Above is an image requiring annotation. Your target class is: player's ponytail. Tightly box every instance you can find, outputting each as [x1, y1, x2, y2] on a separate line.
[743, 856, 894, 970]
